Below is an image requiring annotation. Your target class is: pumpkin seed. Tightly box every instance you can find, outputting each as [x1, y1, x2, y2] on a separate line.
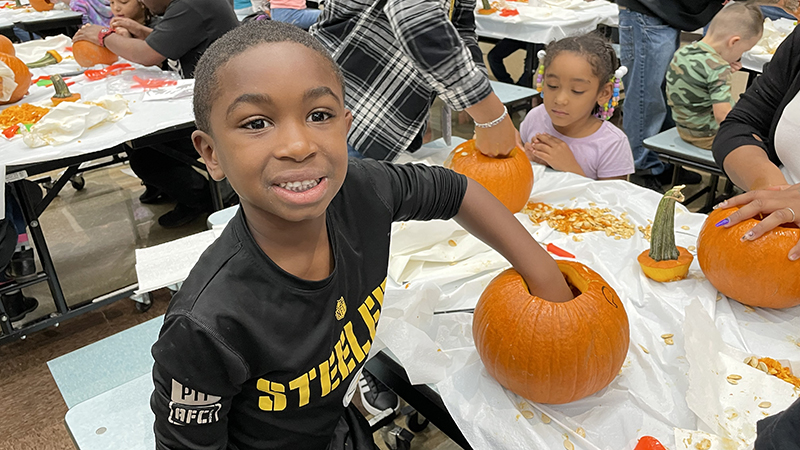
[639, 344, 649, 354]
[717, 294, 723, 301]
[665, 338, 674, 345]
[541, 413, 551, 424]
[759, 401, 771, 408]
[758, 362, 769, 372]
[558, 204, 565, 207]
[572, 235, 583, 242]
[696, 438, 712, 450]
[448, 239, 457, 247]
[570, 197, 577, 201]
[744, 305, 756, 312]
[661, 334, 674, 339]
[589, 202, 597, 207]
[728, 374, 742, 380]
[688, 245, 696, 251]
[521, 410, 534, 419]
[769, 368, 778, 375]
[460, 152, 468, 156]
[681, 225, 690, 230]
[576, 427, 586, 438]
[564, 440, 574, 450]
[747, 356, 760, 368]
[727, 379, 739, 385]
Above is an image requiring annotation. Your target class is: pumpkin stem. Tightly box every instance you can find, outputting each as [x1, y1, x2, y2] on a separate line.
[481, 0, 491, 9]
[15, 0, 22, 7]
[50, 74, 71, 98]
[27, 50, 62, 68]
[648, 185, 686, 262]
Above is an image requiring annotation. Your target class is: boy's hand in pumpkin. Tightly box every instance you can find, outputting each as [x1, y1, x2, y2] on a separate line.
[530, 133, 585, 177]
[715, 183, 800, 261]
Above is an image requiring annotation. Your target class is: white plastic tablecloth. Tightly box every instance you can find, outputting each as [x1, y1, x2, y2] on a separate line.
[1, 36, 194, 168]
[378, 144, 800, 450]
[0, 1, 81, 24]
[475, 0, 619, 44]
[741, 18, 796, 73]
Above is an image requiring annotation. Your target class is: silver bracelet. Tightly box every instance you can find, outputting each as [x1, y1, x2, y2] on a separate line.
[474, 105, 508, 129]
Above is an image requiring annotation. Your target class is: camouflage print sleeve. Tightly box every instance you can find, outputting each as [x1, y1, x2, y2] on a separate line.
[707, 62, 733, 105]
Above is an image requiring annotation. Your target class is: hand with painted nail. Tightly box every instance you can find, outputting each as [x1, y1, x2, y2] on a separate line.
[714, 183, 800, 260]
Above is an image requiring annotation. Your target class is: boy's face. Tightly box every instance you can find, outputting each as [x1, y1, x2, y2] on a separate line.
[722, 33, 762, 64]
[193, 42, 352, 225]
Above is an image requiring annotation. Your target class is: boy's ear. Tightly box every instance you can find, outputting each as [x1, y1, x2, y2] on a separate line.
[728, 35, 742, 48]
[596, 81, 613, 108]
[344, 109, 353, 133]
[192, 130, 226, 181]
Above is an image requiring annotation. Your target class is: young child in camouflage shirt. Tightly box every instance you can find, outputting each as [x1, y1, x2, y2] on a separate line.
[665, 3, 764, 149]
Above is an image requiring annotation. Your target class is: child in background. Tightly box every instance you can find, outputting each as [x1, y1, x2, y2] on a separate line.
[666, 3, 764, 150]
[521, 33, 634, 181]
[108, 0, 155, 40]
[150, 21, 573, 449]
[70, 0, 112, 26]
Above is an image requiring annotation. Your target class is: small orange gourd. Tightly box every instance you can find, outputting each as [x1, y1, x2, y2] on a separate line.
[50, 74, 81, 105]
[72, 41, 118, 67]
[0, 36, 14, 56]
[28, 0, 54, 11]
[478, 0, 497, 14]
[638, 185, 694, 282]
[697, 207, 800, 309]
[472, 261, 630, 404]
[445, 139, 533, 213]
[0, 53, 31, 105]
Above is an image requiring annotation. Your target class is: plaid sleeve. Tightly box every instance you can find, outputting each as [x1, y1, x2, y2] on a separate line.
[384, 0, 492, 111]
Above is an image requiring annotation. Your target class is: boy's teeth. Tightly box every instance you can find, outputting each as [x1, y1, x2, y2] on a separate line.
[278, 178, 320, 192]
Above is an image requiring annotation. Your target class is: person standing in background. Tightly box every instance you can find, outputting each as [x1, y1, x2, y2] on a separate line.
[270, 0, 320, 30]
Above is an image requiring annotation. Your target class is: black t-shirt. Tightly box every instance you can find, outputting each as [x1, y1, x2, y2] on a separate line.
[150, 160, 468, 450]
[617, 0, 723, 31]
[145, 0, 238, 78]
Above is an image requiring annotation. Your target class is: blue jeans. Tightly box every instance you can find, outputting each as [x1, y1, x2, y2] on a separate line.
[761, 6, 795, 21]
[347, 144, 364, 159]
[619, 9, 680, 176]
[271, 8, 321, 30]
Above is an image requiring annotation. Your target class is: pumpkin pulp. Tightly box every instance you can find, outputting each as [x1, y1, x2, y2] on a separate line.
[637, 185, 694, 282]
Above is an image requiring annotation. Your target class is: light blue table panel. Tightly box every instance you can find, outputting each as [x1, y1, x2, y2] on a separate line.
[65, 373, 155, 450]
[490, 80, 538, 105]
[643, 128, 717, 169]
[47, 316, 163, 408]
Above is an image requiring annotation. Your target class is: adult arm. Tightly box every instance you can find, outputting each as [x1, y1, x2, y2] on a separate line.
[384, 0, 516, 157]
[712, 27, 800, 190]
[72, 24, 165, 66]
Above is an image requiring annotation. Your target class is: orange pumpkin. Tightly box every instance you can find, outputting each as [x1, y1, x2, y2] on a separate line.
[473, 261, 630, 404]
[28, 0, 54, 11]
[637, 185, 693, 282]
[0, 36, 14, 56]
[72, 41, 118, 67]
[445, 139, 533, 213]
[0, 53, 31, 105]
[697, 207, 800, 308]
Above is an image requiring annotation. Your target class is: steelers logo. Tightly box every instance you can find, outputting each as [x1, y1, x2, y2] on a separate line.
[335, 297, 346, 321]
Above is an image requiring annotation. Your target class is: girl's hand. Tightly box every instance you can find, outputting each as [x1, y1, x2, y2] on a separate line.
[523, 141, 548, 166]
[715, 183, 800, 261]
[110, 17, 149, 38]
[114, 26, 132, 38]
[530, 133, 585, 177]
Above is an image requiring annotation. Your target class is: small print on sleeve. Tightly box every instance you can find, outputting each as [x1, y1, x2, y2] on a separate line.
[168, 379, 223, 426]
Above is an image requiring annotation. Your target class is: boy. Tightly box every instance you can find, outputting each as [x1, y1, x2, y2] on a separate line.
[73, 0, 239, 227]
[665, 3, 764, 150]
[150, 21, 573, 449]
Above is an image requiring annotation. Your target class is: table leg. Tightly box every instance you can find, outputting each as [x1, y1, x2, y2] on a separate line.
[703, 174, 720, 211]
[524, 42, 535, 88]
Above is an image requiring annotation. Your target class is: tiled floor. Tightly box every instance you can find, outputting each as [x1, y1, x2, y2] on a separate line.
[0, 37, 745, 450]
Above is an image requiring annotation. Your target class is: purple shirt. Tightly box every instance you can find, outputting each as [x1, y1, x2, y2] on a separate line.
[519, 105, 635, 180]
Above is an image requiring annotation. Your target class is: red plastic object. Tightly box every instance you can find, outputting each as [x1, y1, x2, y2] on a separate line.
[131, 75, 177, 90]
[2, 125, 18, 139]
[499, 8, 519, 16]
[546, 243, 575, 258]
[84, 63, 133, 81]
[634, 436, 667, 450]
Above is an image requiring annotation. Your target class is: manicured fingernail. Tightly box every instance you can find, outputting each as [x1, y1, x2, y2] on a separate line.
[790, 253, 800, 261]
[713, 201, 727, 210]
[715, 218, 729, 227]
[741, 231, 754, 241]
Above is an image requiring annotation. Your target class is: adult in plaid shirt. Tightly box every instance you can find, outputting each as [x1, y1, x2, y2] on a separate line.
[310, 0, 517, 161]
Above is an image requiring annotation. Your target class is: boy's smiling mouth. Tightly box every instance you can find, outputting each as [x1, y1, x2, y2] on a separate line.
[278, 178, 322, 192]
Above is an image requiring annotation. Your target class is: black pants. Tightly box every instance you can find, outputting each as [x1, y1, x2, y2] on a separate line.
[127, 140, 211, 211]
[487, 39, 542, 87]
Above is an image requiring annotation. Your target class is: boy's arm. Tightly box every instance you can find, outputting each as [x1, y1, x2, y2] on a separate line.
[151, 315, 246, 449]
[455, 179, 574, 302]
[72, 25, 165, 66]
[712, 102, 732, 124]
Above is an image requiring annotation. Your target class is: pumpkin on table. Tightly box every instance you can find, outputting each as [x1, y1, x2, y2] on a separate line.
[697, 207, 800, 309]
[637, 185, 694, 282]
[0, 36, 14, 56]
[72, 41, 118, 67]
[472, 261, 630, 404]
[28, 0, 54, 11]
[0, 52, 31, 105]
[445, 139, 533, 213]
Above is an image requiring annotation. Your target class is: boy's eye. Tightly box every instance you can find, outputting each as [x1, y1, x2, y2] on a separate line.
[243, 118, 270, 130]
[308, 111, 332, 123]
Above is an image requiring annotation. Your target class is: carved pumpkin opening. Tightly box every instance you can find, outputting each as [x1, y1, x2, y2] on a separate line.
[559, 263, 587, 297]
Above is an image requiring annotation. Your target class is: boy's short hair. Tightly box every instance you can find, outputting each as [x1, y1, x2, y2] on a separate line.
[707, 3, 764, 41]
[193, 21, 346, 133]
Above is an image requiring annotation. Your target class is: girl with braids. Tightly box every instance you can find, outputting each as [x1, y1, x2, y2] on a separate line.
[521, 33, 634, 181]
[107, 0, 156, 39]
